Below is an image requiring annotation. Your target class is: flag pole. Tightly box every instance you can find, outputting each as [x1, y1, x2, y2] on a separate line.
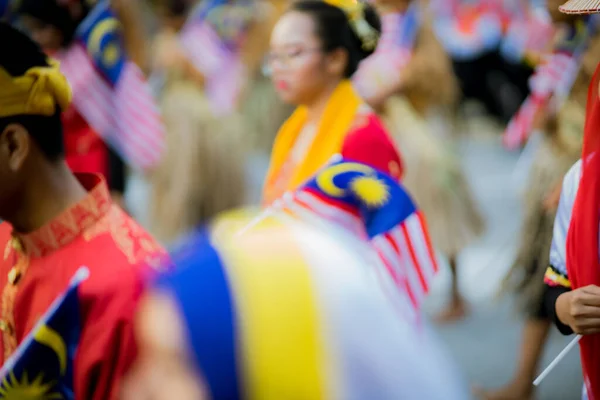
[235, 154, 343, 237]
[533, 334, 581, 386]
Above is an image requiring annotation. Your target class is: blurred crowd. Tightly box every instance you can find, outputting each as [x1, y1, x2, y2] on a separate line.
[0, 0, 598, 398]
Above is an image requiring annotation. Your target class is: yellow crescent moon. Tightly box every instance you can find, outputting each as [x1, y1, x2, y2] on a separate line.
[34, 324, 67, 376]
[316, 162, 374, 198]
[87, 17, 121, 62]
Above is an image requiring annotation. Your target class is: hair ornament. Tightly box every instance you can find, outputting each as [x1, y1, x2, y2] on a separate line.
[324, 0, 379, 51]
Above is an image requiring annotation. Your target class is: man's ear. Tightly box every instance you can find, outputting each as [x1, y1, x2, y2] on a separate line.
[0, 123, 30, 172]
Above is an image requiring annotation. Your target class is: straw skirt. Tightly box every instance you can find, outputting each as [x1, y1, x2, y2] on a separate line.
[502, 101, 583, 316]
[383, 96, 485, 256]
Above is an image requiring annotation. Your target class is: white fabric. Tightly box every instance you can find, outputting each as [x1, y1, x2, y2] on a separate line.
[549, 159, 582, 277]
[285, 220, 470, 399]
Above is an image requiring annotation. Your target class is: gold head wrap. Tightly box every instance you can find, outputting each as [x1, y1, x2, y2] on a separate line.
[323, 0, 379, 51]
[0, 59, 72, 118]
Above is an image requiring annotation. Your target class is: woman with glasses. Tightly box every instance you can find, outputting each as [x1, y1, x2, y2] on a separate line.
[262, 0, 403, 205]
[355, 0, 484, 323]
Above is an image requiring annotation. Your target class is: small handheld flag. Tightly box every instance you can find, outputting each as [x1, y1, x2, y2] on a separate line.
[281, 158, 439, 312]
[179, 0, 252, 114]
[0, 267, 89, 400]
[56, 0, 165, 171]
[503, 18, 595, 150]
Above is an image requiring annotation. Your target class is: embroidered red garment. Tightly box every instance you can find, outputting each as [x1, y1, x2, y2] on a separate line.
[0, 174, 168, 399]
[62, 106, 109, 180]
[566, 63, 600, 400]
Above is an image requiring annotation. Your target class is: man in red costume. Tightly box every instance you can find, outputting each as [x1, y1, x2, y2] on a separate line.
[16, 0, 146, 208]
[0, 22, 167, 399]
[543, 2, 600, 399]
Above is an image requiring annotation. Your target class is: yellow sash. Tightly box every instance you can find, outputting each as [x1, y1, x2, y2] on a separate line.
[262, 80, 362, 204]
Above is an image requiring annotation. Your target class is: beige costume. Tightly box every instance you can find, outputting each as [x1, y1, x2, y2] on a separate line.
[503, 31, 600, 315]
[377, 10, 484, 257]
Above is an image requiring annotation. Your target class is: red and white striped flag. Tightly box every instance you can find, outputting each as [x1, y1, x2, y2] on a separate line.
[276, 159, 439, 315]
[57, 1, 165, 171]
[503, 39, 583, 149]
[179, 0, 249, 114]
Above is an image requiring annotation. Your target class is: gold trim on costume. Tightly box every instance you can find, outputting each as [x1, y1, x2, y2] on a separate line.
[14, 174, 112, 258]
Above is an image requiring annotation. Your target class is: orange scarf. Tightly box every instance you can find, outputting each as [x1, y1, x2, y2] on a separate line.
[263, 80, 362, 204]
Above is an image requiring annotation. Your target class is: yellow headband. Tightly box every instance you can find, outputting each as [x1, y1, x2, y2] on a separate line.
[0, 59, 72, 119]
[323, 0, 379, 51]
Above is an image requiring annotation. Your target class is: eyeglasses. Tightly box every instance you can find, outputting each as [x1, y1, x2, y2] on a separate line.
[262, 47, 323, 76]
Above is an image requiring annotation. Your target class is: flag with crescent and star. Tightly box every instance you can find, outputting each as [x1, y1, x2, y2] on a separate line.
[54, 0, 165, 171]
[278, 158, 439, 314]
[0, 267, 89, 400]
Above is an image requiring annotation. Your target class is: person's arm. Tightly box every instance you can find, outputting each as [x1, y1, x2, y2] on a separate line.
[543, 161, 578, 333]
[400, 21, 459, 108]
[112, 0, 151, 75]
[542, 160, 600, 336]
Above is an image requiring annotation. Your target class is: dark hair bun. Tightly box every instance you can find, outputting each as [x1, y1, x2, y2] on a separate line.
[0, 21, 49, 77]
[291, 0, 381, 78]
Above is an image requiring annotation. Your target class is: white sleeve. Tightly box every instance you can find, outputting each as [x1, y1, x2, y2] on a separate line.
[548, 159, 582, 281]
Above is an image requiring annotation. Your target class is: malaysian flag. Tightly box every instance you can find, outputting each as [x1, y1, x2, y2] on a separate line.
[503, 18, 594, 149]
[0, 268, 88, 399]
[278, 158, 439, 313]
[55, 0, 165, 171]
[179, 0, 251, 114]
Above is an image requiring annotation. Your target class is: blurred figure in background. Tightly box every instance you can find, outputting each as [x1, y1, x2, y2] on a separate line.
[151, 0, 292, 154]
[150, 0, 290, 203]
[356, 0, 484, 322]
[123, 213, 470, 400]
[262, 0, 403, 205]
[149, 81, 247, 246]
[481, 5, 600, 398]
[430, 0, 535, 124]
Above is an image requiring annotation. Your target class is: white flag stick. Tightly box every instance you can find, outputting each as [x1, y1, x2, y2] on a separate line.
[235, 153, 343, 237]
[533, 334, 581, 386]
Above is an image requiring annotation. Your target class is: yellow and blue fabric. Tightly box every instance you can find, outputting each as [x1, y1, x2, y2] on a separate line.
[159, 216, 470, 399]
[0, 268, 88, 399]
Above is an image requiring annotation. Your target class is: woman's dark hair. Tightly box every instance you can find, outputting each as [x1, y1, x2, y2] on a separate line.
[0, 22, 64, 161]
[17, 0, 92, 47]
[291, 0, 381, 78]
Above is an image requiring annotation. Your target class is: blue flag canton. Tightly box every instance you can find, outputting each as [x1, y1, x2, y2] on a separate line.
[304, 159, 418, 238]
[0, 271, 86, 400]
[76, 0, 126, 86]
